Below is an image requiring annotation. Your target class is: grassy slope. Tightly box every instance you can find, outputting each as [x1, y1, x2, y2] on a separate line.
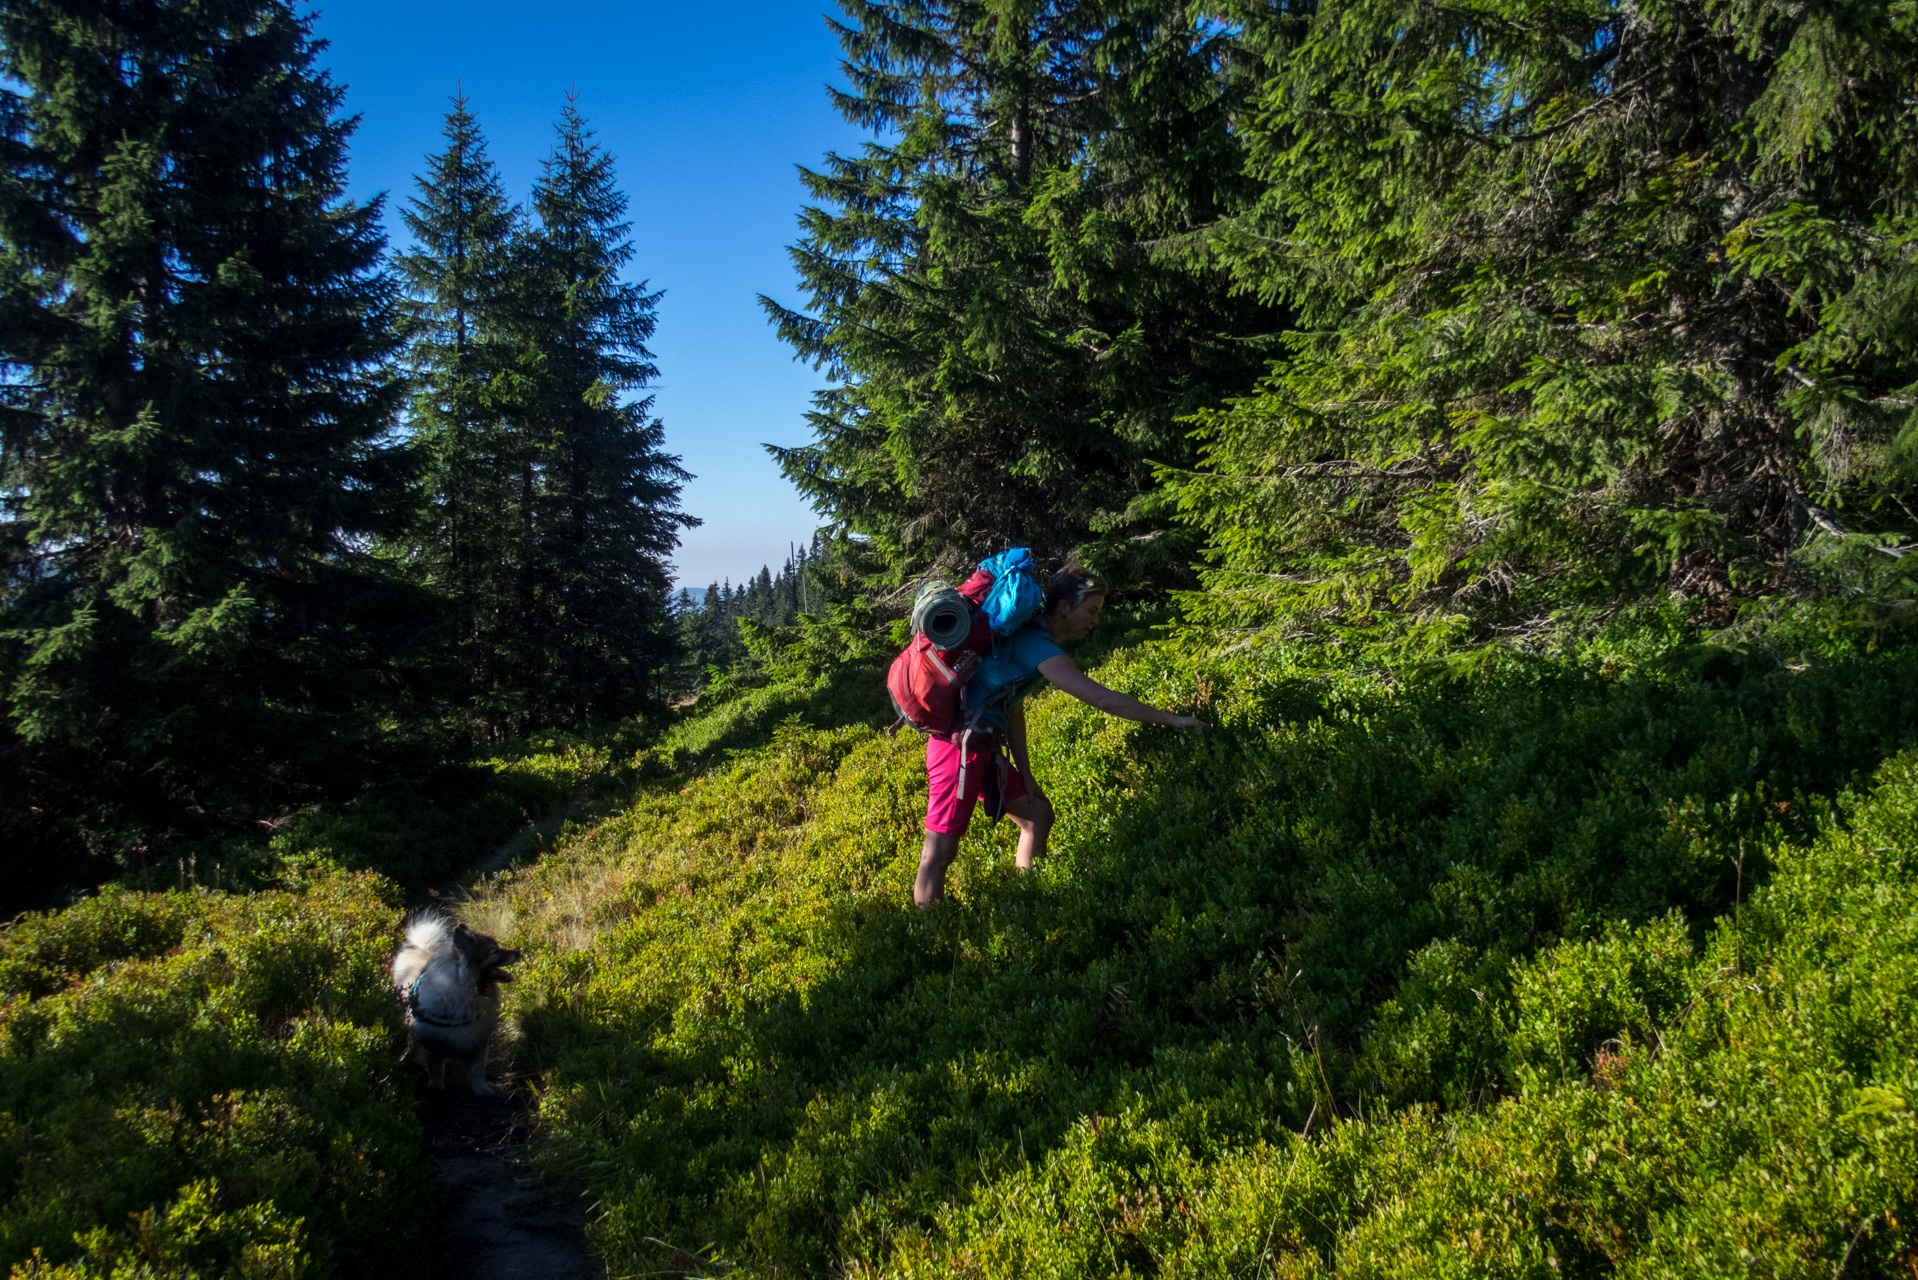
[478, 615, 1918, 1277]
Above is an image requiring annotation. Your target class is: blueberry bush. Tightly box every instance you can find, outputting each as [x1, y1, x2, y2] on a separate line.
[478, 609, 1918, 1276]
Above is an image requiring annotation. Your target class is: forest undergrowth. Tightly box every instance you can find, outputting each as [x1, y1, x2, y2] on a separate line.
[0, 873, 423, 1277]
[449, 605, 1918, 1278]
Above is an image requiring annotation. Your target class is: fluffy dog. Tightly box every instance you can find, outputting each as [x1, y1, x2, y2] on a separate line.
[391, 913, 520, 1096]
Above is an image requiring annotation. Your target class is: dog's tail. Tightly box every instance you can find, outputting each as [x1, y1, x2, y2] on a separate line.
[402, 911, 457, 956]
[393, 911, 457, 994]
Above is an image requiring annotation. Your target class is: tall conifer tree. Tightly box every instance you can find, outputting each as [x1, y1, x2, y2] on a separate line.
[396, 95, 522, 731]
[0, 0, 409, 886]
[1172, 0, 1918, 642]
[763, 0, 1277, 587]
[501, 101, 694, 727]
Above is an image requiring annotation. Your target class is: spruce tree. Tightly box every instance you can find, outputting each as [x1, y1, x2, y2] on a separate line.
[763, 0, 1278, 589]
[750, 565, 776, 621]
[395, 95, 522, 731]
[664, 540, 835, 695]
[501, 100, 695, 727]
[1172, 0, 1918, 642]
[0, 0, 410, 888]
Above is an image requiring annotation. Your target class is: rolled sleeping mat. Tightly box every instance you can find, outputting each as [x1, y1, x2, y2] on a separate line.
[911, 582, 974, 651]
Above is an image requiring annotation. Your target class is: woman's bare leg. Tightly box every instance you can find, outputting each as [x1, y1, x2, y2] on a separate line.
[1004, 793, 1055, 871]
[916, 829, 962, 906]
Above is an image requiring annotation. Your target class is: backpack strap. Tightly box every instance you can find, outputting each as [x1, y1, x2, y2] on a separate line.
[955, 727, 975, 798]
[950, 675, 1020, 798]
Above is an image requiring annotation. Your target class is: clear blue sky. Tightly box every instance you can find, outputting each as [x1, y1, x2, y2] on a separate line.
[307, 0, 863, 589]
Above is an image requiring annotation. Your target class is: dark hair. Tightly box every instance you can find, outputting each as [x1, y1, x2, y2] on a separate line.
[1044, 566, 1106, 616]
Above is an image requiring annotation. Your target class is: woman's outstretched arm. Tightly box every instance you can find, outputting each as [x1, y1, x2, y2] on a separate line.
[1036, 655, 1207, 729]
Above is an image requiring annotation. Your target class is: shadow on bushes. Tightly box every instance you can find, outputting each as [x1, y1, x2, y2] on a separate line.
[0, 873, 424, 1277]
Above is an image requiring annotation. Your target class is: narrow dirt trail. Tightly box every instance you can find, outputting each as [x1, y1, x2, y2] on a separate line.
[411, 810, 597, 1279]
[418, 1083, 592, 1280]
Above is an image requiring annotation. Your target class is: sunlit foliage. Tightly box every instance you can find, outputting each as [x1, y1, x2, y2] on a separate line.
[1172, 0, 1918, 643]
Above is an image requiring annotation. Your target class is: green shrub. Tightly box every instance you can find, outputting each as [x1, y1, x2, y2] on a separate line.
[0, 872, 420, 1278]
[1500, 913, 1694, 1094]
[0, 890, 197, 1001]
[262, 760, 568, 890]
[12, 1179, 308, 1279]
[1355, 938, 1509, 1111]
[479, 613, 1918, 1276]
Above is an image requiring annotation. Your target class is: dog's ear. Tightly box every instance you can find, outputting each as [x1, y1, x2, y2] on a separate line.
[454, 924, 507, 963]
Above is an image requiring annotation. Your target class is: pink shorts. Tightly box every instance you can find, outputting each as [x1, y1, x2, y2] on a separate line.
[924, 735, 1028, 836]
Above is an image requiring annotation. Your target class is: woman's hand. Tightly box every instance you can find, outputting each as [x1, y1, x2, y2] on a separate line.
[1165, 714, 1209, 731]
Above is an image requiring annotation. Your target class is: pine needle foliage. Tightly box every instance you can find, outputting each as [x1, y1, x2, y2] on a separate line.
[0, 0, 417, 894]
[492, 100, 696, 731]
[396, 99, 697, 736]
[394, 95, 523, 734]
[764, 0, 1282, 588]
[1171, 0, 1918, 645]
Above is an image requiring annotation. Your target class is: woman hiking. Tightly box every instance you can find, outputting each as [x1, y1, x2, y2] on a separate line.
[916, 567, 1207, 906]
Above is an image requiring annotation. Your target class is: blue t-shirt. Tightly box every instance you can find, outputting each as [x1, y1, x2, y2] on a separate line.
[963, 625, 1065, 729]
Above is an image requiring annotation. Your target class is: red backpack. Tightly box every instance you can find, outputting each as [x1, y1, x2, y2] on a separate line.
[886, 569, 995, 736]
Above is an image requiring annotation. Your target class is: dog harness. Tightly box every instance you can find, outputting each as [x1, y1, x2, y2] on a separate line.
[406, 974, 478, 1030]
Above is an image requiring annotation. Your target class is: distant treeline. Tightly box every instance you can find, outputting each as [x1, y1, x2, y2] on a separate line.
[671, 541, 832, 687]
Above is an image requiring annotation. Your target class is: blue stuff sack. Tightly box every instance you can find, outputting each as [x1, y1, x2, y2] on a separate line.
[978, 548, 1042, 636]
